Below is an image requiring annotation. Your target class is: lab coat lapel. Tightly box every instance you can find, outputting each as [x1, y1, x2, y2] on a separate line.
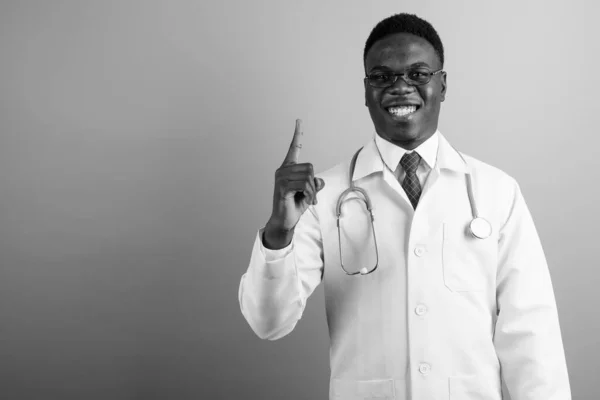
[414, 133, 469, 231]
[351, 133, 469, 214]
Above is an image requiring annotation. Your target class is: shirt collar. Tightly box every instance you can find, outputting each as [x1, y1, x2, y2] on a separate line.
[375, 130, 439, 173]
[351, 130, 468, 182]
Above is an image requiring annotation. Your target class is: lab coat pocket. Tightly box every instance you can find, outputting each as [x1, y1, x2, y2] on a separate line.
[449, 375, 502, 399]
[442, 222, 496, 292]
[332, 378, 396, 399]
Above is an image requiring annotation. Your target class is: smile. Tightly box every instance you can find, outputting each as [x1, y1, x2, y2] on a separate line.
[386, 105, 419, 117]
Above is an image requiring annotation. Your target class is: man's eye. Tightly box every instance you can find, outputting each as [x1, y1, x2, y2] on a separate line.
[371, 74, 392, 82]
[408, 70, 429, 79]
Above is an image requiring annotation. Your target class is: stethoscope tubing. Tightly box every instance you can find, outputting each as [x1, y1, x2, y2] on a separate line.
[335, 140, 492, 275]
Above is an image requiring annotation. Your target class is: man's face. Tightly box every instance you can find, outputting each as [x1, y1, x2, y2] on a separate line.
[364, 33, 447, 150]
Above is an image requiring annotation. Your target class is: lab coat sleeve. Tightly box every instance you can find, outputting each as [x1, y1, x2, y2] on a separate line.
[493, 180, 571, 399]
[238, 205, 324, 341]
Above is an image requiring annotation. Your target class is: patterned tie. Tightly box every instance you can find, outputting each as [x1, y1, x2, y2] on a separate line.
[400, 151, 422, 209]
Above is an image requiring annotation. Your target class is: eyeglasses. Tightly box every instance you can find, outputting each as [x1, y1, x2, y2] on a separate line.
[365, 67, 444, 88]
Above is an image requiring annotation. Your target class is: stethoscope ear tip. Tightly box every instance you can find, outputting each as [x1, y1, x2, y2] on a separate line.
[360, 267, 369, 275]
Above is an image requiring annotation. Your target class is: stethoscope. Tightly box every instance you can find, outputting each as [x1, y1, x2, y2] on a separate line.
[335, 143, 493, 276]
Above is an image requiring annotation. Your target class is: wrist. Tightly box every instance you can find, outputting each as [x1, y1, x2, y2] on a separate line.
[263, 220, 294, 250]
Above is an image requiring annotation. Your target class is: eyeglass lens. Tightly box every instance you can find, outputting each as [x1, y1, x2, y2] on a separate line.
[368, 68, 434, 87]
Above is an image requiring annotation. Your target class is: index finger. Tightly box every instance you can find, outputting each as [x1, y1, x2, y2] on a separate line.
[282, 119, 303, 166]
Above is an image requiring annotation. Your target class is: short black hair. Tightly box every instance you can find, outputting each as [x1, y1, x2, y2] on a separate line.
[363, 13, 444, 72]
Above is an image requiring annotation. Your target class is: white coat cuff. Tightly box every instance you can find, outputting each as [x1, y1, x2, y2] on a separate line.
[255, 228, 295, 279]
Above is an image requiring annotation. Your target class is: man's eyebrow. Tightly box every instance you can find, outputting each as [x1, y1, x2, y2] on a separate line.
[368, 65, 392, 72]
[410, 61, 431, 68]
[369, 61, 432, 72]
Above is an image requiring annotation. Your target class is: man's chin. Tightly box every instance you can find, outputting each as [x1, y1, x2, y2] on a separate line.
[382, 127, 418, 140]
[376, 128, 425, 149]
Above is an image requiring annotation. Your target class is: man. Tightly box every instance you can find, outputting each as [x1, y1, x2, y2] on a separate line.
[238, 13, 571, 400]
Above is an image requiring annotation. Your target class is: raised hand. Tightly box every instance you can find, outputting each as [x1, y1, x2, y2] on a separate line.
[263, 119, 325, 249]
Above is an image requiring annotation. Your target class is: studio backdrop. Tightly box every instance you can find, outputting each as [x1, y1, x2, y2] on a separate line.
[0, 0, 597, 399]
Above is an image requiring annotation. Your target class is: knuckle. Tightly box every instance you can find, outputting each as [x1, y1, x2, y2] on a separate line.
[275, 176, 288, 187]
[295, 162, 312, 173]
[277, 165, 290, 175]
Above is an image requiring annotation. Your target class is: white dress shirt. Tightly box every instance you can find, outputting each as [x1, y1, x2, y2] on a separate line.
[375, 130, 439, 188]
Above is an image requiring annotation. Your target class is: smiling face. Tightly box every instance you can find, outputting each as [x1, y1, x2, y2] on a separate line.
[364, 33, 447, 150]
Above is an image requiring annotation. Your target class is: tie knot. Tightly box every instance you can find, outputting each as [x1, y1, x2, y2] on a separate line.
[400, 151, 421, 174]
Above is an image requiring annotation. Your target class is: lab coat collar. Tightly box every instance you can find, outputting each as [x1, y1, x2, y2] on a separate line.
[352, 130, 468, 182]
[436, 131, 469, 174]
[375, 130, 439, 174]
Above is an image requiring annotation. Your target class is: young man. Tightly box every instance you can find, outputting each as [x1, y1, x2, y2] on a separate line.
[239, 13, 571, 400]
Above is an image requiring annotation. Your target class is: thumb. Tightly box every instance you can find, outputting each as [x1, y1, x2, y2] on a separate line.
[314, 177, 325, 192]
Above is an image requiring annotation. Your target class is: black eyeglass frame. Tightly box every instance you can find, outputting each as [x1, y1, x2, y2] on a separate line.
[364, 67, 444, 88]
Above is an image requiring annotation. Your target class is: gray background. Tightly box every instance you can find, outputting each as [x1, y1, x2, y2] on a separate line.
[0, 0, 597, 399]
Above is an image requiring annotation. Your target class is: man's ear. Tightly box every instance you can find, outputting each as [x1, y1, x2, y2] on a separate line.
[363, 78, 368, 107]
[440, 71, 447, 102]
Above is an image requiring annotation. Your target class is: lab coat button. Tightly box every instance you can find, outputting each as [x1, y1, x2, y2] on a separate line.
[415, 305, 428, 316]
[414, 246, 425, 257]
[418, 363, 431, 375]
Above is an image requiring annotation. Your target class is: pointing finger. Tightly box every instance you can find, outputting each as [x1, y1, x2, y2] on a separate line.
[282, 119, 303, 166]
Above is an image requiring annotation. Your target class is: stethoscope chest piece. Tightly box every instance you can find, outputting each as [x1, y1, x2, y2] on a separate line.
[469, 217, 492, 239]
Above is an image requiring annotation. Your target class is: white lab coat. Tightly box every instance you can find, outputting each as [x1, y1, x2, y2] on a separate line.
[238, 132, 571, 400]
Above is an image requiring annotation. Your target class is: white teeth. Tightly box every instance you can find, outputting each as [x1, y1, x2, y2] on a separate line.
[388, 105, 417, 116]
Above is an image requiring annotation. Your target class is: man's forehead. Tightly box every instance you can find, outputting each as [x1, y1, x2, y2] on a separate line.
[366, 33, 437, 68]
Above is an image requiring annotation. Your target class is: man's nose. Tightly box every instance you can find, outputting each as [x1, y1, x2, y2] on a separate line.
[388, 75, 415, 94]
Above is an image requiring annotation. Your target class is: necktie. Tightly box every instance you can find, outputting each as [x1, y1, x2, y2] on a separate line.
[400, 151, 422, 209]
